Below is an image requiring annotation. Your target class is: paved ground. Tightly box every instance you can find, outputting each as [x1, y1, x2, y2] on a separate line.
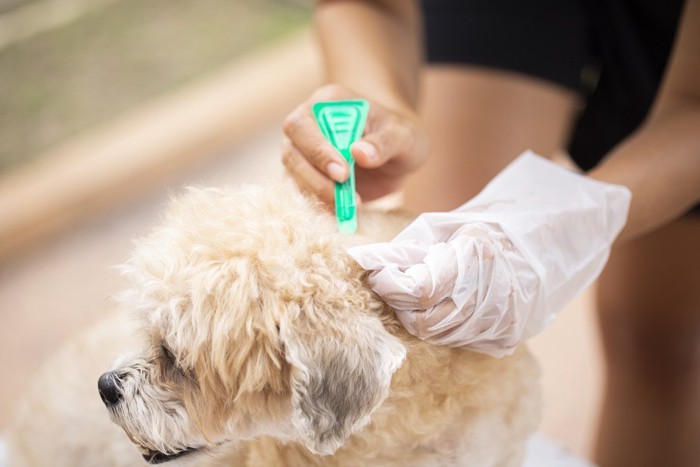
[0, 124, 604, 462]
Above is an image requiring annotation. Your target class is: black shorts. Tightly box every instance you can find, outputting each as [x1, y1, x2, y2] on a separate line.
[422, 0, 698, 215]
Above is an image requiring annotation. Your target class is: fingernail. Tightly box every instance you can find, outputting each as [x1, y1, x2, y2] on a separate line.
[327, 162, 346, 182]
[354, 141, 377, 161]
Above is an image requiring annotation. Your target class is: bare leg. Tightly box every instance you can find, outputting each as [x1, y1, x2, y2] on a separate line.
[595, 216, 700, 467]
[404, 66, 580, 211]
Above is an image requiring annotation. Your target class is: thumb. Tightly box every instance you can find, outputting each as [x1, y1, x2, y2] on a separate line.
[350, 113, 418, 169]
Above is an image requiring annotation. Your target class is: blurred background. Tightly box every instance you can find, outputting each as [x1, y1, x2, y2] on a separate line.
[0, 0, 604, 465]
[0, 0, 310, 170]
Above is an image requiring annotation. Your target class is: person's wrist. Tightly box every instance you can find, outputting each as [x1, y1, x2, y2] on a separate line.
[326, 80, 415, 117]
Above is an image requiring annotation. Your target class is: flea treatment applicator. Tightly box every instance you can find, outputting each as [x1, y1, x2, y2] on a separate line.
[313, 99, 369, 234]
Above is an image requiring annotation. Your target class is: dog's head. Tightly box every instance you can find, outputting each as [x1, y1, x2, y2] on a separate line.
[98, 183, 406, 464]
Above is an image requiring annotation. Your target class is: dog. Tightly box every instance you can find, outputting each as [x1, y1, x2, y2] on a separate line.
[9, 182, 541, 466]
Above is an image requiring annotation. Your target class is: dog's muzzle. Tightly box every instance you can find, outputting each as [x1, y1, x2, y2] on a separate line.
[98, 371, 123, 406]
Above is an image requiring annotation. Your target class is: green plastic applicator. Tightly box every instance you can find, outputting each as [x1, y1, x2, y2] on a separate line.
[313, 99, 369, 234]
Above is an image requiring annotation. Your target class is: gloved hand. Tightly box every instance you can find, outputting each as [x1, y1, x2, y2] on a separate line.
[348, 152, 631, 357]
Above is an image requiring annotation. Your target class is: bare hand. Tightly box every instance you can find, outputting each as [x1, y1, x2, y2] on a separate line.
[281, 84, 429, 205]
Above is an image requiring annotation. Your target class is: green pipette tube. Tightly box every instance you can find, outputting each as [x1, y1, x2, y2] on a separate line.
[312, 99, 369, 234]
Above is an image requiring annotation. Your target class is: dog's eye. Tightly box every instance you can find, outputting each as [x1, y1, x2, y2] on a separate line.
[161, 344, 184, 373]
[161, 344, 177, 365]
[161, 344, 193, 379]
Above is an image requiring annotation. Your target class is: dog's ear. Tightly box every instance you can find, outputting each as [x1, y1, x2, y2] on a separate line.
[280, 310, 406, 456]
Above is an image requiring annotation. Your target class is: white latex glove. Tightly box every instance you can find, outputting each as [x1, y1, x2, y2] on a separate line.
[349, 151, 631, 357]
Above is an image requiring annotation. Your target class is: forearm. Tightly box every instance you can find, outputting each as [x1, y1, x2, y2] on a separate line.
[589, 0, 700, 241]
[315, 0, 423, 111]
[589, 103, 700, 241]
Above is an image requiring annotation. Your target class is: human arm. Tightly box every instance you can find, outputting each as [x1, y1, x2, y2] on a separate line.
[349, 152, 631, 356]
[588, 0, 700, 240]
[282, 0, 429, 204]
[316, 0, 422, 110]
[347, 2, 700, 355]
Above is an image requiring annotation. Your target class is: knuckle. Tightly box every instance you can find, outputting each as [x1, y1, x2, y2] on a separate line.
[307, 145, 331, 166]
[280, 147, 298, 172]
[283, 107, 305, 136]
[280, 149, 292, 168]
[283, 135, 330, 171]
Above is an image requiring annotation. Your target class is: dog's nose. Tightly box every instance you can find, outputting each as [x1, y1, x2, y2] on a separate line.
[98, 372, 123, 406]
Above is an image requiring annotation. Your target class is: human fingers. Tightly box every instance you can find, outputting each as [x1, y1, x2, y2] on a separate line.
[281, 137, 336, 205]
[282, 88, 354, 184]
[395, 298, 466, 341]
[351, 106, 428, 172]
[350, 242, 458, 311]
[348, 242, 428, 270]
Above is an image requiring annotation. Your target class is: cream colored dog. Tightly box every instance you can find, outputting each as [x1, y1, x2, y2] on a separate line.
[9, 182, 540, 466]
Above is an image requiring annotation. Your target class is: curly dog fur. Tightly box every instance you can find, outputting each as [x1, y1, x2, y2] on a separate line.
[9, 182, 541, 466]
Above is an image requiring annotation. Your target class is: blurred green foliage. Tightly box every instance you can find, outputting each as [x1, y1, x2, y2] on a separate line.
[0, 0, 311, 171]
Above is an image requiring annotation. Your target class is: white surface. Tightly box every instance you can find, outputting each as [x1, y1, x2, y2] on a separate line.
[0, 435, 7, 467]
[524, 435, 597, 467]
